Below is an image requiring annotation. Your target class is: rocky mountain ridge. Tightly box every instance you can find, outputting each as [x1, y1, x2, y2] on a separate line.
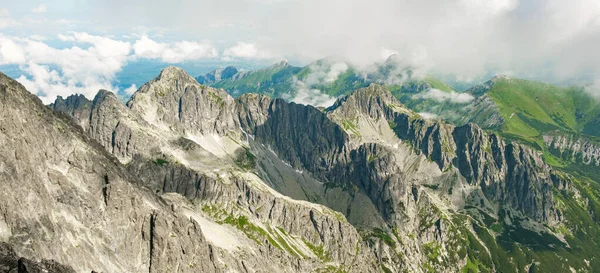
[544, 133, 600, 166]
[41, 67, 594, 272]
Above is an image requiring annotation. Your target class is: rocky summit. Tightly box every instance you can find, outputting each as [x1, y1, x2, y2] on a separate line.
[0, 66, 599, 273]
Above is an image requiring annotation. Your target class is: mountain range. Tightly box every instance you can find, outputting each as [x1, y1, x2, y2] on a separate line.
[0, 58, 599, 272]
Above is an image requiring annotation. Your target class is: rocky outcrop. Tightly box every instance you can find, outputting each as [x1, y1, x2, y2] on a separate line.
[250, 98, 348, 178]
[128, 66, 239, 136]
[50, 94, 93, 130]
[543, 133, 600, 166]
[0, 242, 76, 273]
[451, 94, 504, 129]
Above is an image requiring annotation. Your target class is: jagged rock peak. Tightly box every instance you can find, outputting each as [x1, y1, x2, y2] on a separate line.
[94, 89, 117, 100]
[51, 93, 92, 111]
[328, 84, 408, 113]
[53, 93, 90, 105]
[156, 66, 196, 82]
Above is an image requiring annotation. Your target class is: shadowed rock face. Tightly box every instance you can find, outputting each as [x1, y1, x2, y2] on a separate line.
[41, 67, 580, 272]
[0, 242, 76, 273]
[325, 85, 560, 223]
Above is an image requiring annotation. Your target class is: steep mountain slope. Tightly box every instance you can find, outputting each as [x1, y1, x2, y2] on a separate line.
[463, 76, 600, 139]
[448, 76, 600, 185]
[48, 67, 600, 272]
[0, 72, 225, 272]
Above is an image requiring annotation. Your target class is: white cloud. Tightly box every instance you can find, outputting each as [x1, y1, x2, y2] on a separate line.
[0, 37, 26, 64]
[124, 84, 138, 95]
[302, 59, 349, 85]
[380, 48, 399, 61]
[284, 77, 337, 107]
[0, 8, 16, 29]
[132, 36, 217, 63]
[418, 112, 438, 120]
[0, 33, 224, 103]
[413, 88, 475, 103]
[0, 33, 131, 103]
[223, 41, 274, 60]
[223, 42, 258, 58]
[32, 4, 47, 13]
[27, 35, 47, 41]
[3, 0, 600, 100]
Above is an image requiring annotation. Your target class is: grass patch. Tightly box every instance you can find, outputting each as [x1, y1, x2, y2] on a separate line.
[154, 158, 169, 166]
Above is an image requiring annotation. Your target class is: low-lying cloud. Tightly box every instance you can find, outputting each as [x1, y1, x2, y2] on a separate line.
[418, 112, 438, 120]
[413, 88, 475, 103]
[283, 77, 338, 108]
[302, 59, 349, 85]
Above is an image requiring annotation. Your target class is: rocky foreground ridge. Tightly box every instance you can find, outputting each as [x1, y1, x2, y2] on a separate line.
[0, 66, 597, 272]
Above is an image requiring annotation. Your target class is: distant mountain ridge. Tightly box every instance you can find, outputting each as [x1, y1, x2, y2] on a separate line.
[198, 59, 600, 179]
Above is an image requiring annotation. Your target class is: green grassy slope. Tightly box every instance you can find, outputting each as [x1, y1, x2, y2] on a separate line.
[204, 59, 459, 112]
[483, 78, 600, 139]
[211, 62, 301, 97]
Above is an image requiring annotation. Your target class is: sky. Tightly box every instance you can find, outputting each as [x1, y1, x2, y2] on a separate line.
[1, 0, 600, 104]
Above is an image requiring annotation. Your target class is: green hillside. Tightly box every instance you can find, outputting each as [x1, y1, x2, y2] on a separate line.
[483, 78, 600, 139]
[211, 61, 301, 97]
[201, 58, 465, 115]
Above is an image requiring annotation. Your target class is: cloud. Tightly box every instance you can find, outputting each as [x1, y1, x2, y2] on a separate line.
[283, 77, 337, 107]
[0, 33, 131, 103]
[0, 8, 16, 29]
[32, 4, 47, 13]
[418, 112, 438, 120]
[222, 42, 272, 59]
[132, 36, 218, 63]
[302, 59, 349, 85]
[124, 84, 138, 95]
[413, 88, 475, 103]
[0, 32, 226, 103]
[3, 0, 600, 100]
[0, 37, 26, 64]
[77, 0, 600, 86]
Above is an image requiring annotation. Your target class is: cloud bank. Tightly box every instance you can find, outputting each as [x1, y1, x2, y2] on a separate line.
[0, 33, 225, 103]
[2, 0, 600, 103]
[413, 88, 475, 103]
[74, 0, 600, 85]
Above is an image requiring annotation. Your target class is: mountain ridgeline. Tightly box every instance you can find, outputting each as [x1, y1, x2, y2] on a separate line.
[197, 58, 600, 182]
[0, 63, 599, 272]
